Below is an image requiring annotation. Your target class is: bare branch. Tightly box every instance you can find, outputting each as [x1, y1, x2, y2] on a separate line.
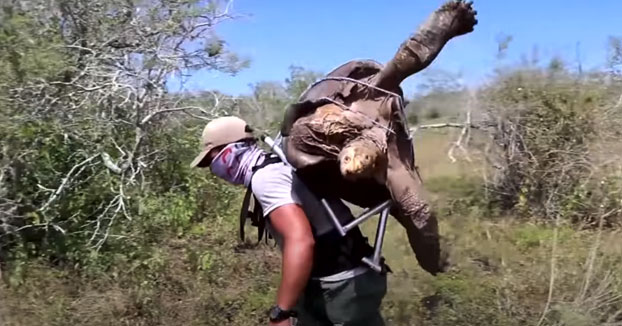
[39, 154, 99, 212]
[410, 122, 474, 133]
[101, 152, 123, 174]
[140, 105, 218, 125]
[1, 224, 52, 237]
[448, 110, 472, 163]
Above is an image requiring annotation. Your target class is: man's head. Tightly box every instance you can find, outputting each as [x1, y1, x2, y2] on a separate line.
[190, 116, 255, 168]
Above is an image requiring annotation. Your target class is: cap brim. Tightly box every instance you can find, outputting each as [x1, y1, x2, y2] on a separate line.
[190, 146, 214, 168]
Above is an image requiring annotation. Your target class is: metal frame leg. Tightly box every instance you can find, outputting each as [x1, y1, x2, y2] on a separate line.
[361, 206, 390, 273]
[321, 199, 391, 236]
[321, 198, 391, 273]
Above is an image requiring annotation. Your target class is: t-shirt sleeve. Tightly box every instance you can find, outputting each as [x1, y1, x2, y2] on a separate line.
[250, 163, 302, 217]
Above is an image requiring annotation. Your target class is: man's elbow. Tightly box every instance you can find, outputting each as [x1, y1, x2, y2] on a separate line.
[288, 233, 315, 254]
[297, 234, 315, 251]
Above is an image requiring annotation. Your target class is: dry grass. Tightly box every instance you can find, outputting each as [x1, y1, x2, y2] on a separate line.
[0, 223, 281, 326]
[365, 132, 622, 325]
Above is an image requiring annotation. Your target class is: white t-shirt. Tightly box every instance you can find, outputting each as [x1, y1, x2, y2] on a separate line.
[250, 161, 369, 281]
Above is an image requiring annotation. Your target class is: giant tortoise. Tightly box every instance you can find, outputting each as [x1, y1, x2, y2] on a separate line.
[279, 0, 478, 275]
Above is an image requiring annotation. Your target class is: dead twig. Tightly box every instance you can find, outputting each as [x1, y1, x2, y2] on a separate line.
[39, 154, 99, 212]
[448, 110, 472, 163]
[536, 215, 559, 326]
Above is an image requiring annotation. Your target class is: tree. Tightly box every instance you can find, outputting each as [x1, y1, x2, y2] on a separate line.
[0, 0, 248, 263]
[232, 66, 323, 133]
[285, 65, 323, 99]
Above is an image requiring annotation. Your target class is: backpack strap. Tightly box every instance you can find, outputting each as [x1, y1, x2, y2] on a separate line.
[251, 154, 281, 173]
[239, 187, 254, 242]
[239, 154, 282, 244]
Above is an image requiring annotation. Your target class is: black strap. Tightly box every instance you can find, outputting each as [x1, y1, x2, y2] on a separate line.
[239, 154, 282, 244]
[239, 187, 253, 242]
[251, 154, 281, 173]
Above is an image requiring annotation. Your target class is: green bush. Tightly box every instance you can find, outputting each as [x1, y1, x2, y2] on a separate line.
[0, 116, 242, 281]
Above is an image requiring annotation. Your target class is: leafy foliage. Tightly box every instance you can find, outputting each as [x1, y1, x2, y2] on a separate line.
[0, 0, 248, 271]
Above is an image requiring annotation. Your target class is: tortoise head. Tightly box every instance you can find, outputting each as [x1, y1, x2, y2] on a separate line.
[338, 140, 381, 181]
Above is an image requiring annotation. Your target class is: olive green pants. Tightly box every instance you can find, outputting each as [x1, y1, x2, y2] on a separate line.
[293, 270, 387, 326]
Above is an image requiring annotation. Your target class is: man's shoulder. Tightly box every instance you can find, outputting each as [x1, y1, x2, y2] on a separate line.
[250, 162, 301, 217]
[250, 162, 293, 193]
[251, 161, 292, 182]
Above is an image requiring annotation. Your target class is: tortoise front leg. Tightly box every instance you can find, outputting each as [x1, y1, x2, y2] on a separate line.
[384, 134, 448, 275]
[375, 0, 478, 91]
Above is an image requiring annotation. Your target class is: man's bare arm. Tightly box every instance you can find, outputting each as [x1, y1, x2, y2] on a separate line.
[269, 203, 315, 310]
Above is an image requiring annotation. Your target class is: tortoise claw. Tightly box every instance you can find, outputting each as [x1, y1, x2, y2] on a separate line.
[443, 0, 479, 37]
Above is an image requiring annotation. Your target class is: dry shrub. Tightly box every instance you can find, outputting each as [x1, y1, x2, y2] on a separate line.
[479, 66, 622, 225]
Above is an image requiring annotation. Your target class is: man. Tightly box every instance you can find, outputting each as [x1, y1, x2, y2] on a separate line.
[190, 116, 388, 326]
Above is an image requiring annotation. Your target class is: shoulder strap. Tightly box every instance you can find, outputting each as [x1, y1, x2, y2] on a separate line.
[239, 187, 267, 244]
[251, 153, 281, 173]
[239, 153, 282, 244]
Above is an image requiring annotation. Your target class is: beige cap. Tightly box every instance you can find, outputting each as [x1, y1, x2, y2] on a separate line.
[190, 116, 255, 168]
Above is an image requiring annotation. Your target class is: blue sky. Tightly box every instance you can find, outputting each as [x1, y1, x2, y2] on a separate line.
[171, 0, 622, 97]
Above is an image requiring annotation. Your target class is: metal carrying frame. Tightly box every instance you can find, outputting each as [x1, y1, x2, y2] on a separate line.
[263, 134, 391, 273]
[257, 74, 415, 273]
